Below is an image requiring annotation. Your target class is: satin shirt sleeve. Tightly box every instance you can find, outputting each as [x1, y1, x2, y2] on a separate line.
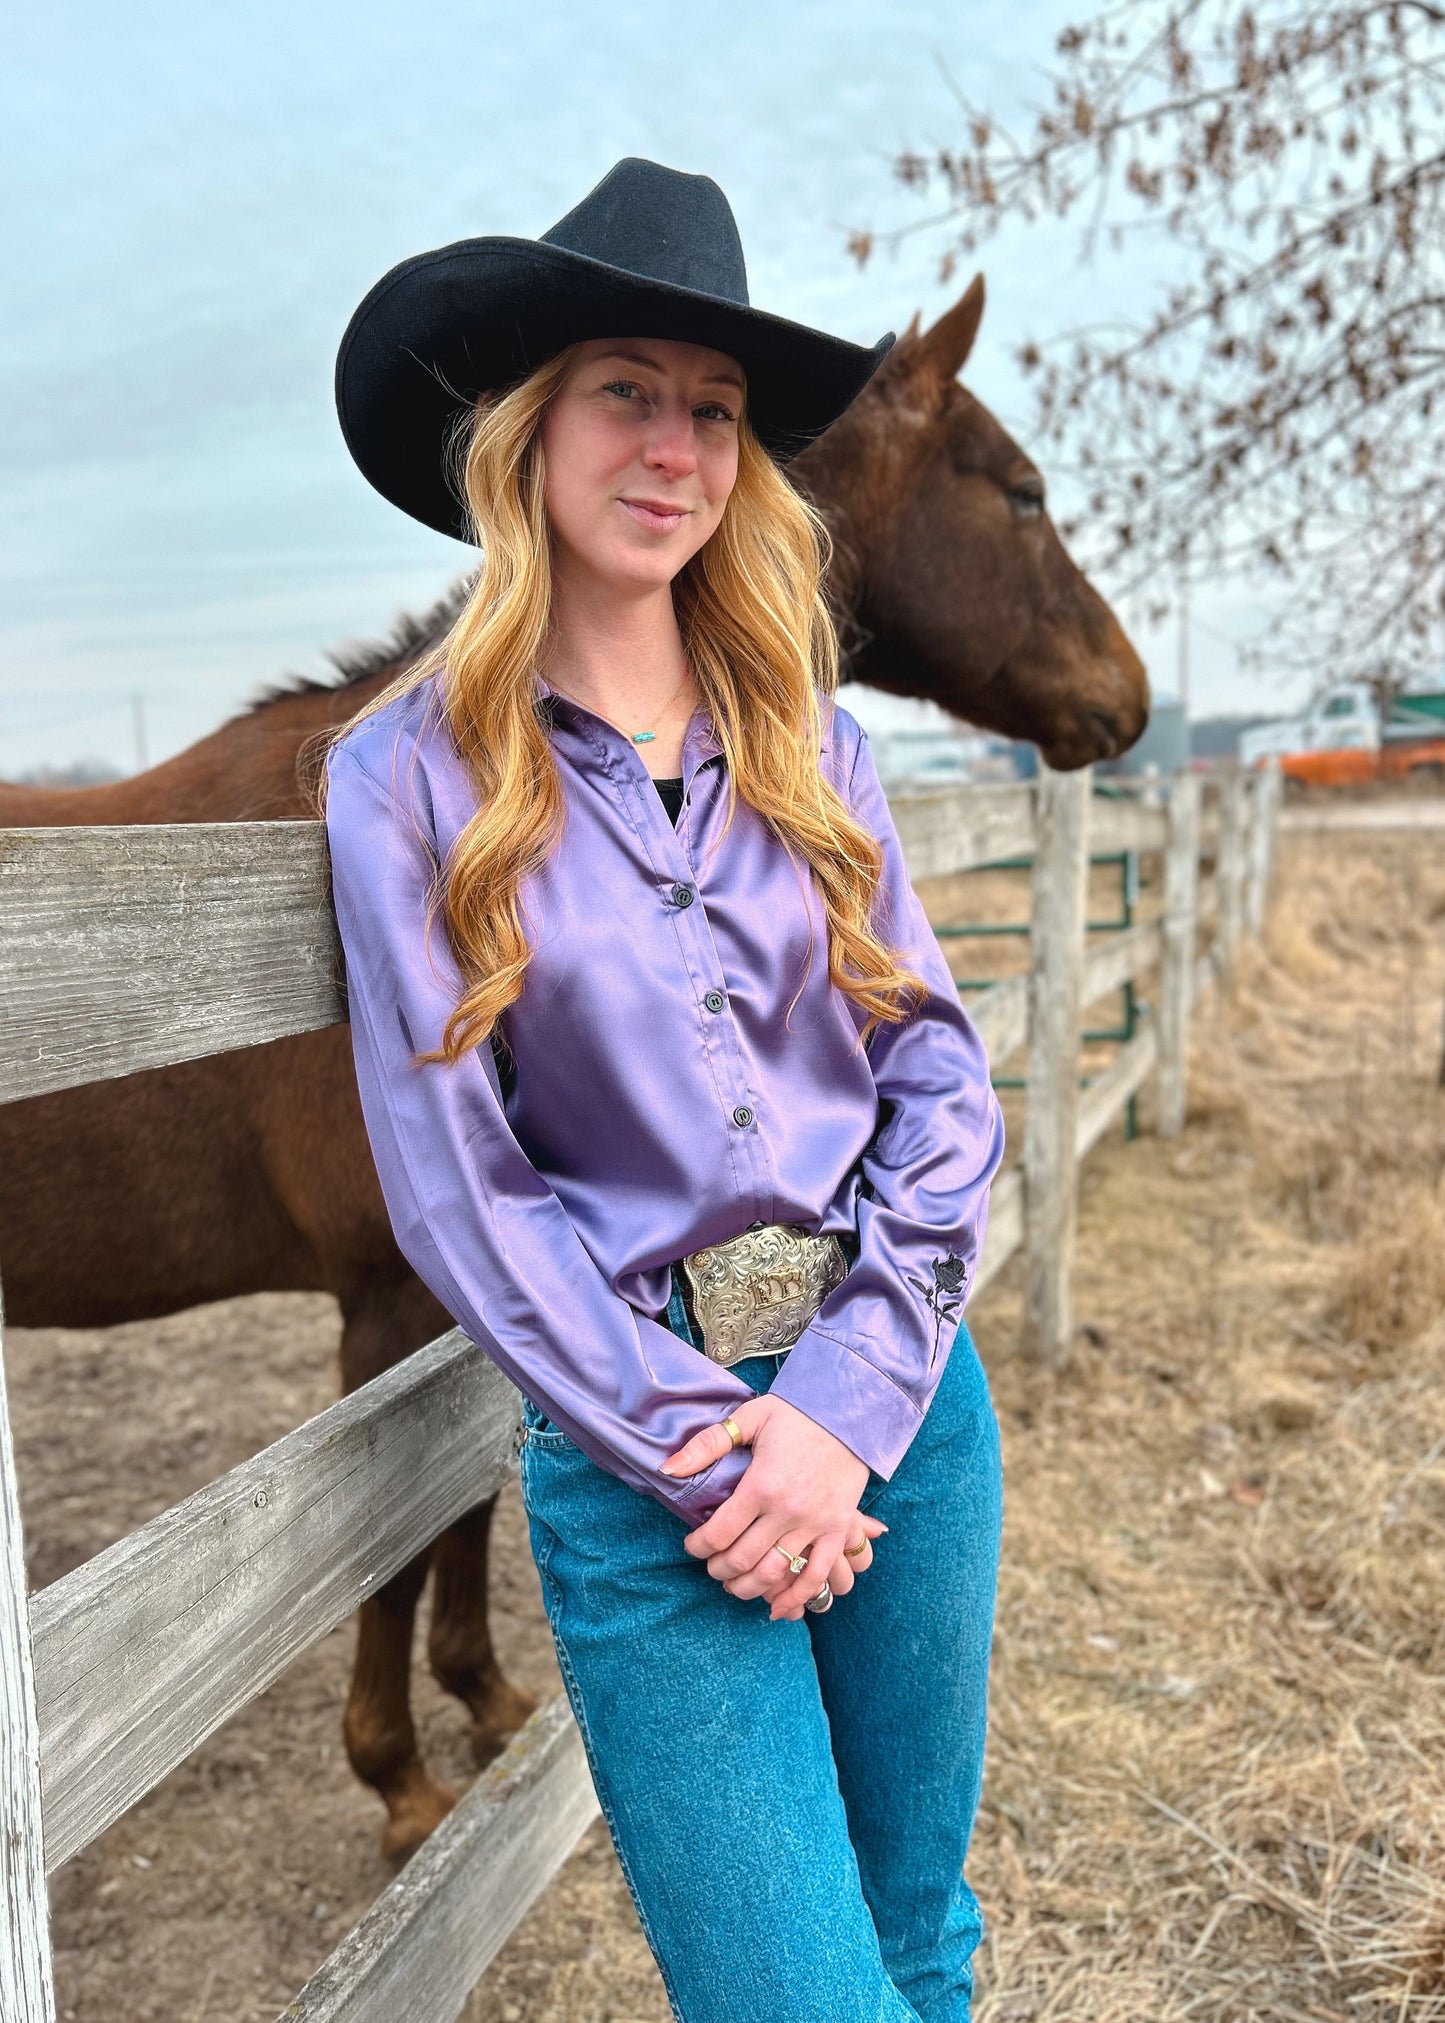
[323, 738, 757, 1525]
[767, 722, 1007, 1478]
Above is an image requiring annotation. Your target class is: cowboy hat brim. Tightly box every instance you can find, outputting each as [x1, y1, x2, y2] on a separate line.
[336, 236, 896, 543]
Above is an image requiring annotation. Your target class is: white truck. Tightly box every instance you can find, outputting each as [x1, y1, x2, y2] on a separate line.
[1238, 680, 1445, 787]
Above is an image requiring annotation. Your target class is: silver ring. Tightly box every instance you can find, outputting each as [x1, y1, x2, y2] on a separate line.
[804, 1579, 834, 1615]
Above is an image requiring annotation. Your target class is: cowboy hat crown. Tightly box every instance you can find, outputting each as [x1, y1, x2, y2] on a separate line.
[335, 157, 896, 543]
[539, 155, 752, 301]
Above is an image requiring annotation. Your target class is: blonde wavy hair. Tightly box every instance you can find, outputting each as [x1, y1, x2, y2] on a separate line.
[313, 341, 928, 1062]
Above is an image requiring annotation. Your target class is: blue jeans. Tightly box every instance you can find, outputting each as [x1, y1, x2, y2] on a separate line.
[517, 1272, 1003, 2023]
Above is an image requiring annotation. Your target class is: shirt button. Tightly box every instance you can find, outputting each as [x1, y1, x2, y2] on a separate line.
[732, 1104, 754, 1128]
[704, 990, 726, 1014]
[671, 883, 695, 908]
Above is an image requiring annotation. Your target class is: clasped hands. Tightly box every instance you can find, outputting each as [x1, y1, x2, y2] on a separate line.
[660, 1394, 886, 1621]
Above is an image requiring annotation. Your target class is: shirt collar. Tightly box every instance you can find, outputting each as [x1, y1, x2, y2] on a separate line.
[532, 669, 724, 771]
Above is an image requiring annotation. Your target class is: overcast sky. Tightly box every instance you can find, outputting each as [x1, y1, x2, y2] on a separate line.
[3, 0, 1295, 778]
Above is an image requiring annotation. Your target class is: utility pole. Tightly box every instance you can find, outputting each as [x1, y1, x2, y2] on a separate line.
[132, 692, 148, 774]
[1176, 565, 1191, 721]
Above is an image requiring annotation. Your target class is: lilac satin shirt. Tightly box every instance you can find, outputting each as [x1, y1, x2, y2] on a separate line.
[323, 672, 1005, 1525]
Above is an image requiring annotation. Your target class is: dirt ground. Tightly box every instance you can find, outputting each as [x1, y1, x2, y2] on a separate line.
[9, 816, 1445, 2022]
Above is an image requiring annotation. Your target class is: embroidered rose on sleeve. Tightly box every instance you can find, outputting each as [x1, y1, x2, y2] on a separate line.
[907, 1251, 969, 1366]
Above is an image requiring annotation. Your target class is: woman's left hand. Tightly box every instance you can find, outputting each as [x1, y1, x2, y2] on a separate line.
[661, 1395, 886, 1619]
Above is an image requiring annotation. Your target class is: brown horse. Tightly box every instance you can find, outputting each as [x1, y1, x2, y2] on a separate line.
[0, 279, 1148, 1858]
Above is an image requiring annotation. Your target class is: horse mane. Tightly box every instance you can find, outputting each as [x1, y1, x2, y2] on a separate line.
[242, 572, 478, 716]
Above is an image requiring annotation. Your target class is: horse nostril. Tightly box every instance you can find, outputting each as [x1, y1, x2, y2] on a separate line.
[1088, 708, 1120, 757]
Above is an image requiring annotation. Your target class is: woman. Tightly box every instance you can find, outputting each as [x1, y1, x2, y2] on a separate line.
[319, 157, 1007, 2022]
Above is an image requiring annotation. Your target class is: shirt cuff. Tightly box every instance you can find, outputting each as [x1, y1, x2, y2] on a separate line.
[663, 1432, 754, 1524]
[765, 1327, 926, 1480]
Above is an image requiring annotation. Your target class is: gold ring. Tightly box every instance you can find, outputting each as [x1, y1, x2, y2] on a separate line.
[772, 1544, 809, 1576]
[721, 1416, 743, 1449]
[844, 1537, 869, 1558]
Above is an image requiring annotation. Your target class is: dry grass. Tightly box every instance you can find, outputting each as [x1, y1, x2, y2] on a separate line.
[965, 824, 1445, 2021]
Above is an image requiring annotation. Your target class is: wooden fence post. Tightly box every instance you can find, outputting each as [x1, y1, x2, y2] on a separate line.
[0, 1290, 56, 2023]
[1216, 767, 1248, 991]
[1254, 760, 1279, 930]
[1156, 771, 1202, 1139]
[1243, 768, 1268, 937]
[1023, 765, 1092, 1369]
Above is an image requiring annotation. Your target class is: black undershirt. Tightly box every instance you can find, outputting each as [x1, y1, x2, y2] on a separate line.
[651, 774, 686, 825]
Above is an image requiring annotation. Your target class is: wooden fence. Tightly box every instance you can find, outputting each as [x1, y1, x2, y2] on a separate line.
[0, 758, 1282, 2020]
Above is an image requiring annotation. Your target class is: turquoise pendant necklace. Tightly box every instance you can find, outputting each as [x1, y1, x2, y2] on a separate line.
[628, 662, 695, 744]
[551, 664, 696, 748]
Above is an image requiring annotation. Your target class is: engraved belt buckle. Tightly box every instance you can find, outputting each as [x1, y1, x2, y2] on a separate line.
[680, 1222, 849, 1366]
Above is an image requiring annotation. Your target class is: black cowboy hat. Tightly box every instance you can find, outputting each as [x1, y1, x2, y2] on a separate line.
[335, 156, 897, 543]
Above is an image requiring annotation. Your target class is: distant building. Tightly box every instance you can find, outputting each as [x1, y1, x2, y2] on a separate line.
[1188, 715, 1274, 763]
[840, 685, 1024, 788]
[869, 727, 998, 790]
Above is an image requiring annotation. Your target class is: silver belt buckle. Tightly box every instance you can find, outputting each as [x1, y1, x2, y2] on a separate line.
[680, 1222, 849, 1366]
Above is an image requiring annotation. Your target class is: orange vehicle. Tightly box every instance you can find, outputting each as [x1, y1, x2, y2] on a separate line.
[1240, 681, 1445, 788]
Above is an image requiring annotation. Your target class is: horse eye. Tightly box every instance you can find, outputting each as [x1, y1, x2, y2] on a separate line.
[1009, 479, 1045, 519]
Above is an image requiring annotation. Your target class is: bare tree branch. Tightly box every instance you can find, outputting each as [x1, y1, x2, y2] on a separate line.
[858, 0, 1445, 689]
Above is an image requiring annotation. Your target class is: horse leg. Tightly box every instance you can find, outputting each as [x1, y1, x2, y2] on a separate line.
[337, 1274, 461, 1860]
[345, 1551, 457, 1860]
[426, 1497, 537, 1766]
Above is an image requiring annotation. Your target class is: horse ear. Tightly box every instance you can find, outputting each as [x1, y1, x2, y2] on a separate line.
[908, 274, 986, 391]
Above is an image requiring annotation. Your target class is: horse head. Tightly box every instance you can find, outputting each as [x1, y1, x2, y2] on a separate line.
[795, 274, 1150, 771]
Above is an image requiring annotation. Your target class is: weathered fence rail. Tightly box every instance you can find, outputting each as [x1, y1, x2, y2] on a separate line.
[32, 1331, 520, 1871]
[0, 757, 1282, 2020]
[0, 824, 343, 1101]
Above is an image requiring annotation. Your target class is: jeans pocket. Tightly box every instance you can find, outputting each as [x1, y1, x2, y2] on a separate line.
[521, 1394, 571, 1447]
[858, 1467, 890, 1516]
